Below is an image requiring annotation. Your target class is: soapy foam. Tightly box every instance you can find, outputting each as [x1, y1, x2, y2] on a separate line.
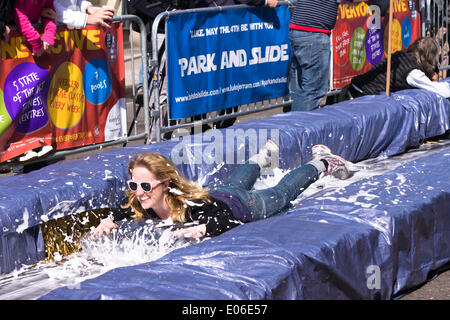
[0, 220, 197, 300]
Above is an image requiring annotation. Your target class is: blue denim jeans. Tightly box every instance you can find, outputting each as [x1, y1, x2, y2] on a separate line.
[289, 30, 331, 111]
[137, 55, 150, 91]
[209, 162, 319, 221]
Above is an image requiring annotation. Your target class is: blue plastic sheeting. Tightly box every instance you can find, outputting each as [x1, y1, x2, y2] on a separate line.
[40, 147, 450, 299]
[0, 84, 449, 276]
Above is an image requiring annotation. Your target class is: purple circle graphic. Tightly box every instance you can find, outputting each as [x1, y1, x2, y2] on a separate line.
[4, 63, 50, 134]
[365, 28, 385, 66]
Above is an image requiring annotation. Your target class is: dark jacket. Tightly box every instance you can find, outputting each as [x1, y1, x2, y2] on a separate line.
[111, 196, 243, 237]
[0, 0, 15, 35]
[351, 50, 424, 95]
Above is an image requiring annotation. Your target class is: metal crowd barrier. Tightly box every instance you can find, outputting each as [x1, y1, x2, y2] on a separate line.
[3, 15, 151, 170]
[8, 2, 446, 166]
[150, 2, 294, 142]
[421, 0, 450, 76]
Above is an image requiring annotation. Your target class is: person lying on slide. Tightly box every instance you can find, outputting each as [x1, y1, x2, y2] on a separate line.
[92, 142, 351, 238]
[340, 37, 450, 100]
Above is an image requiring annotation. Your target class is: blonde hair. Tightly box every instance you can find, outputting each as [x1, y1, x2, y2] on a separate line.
[121, 152, 211, 222]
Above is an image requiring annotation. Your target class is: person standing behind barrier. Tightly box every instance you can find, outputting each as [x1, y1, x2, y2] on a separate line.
[9, 0, 56, 170]
[53, 0, 115, 29]
[339, 37, 450, 100]
[13, 0, 57, 57]
[286, 0, 342, 112]
[91, 141, 351, 238]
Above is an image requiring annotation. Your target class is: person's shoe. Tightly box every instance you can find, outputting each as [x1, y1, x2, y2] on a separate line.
[320, 153, 350, 180]
[250, 140, 280, 171]
[19, 150, 38, 162]
[312, 144, 332, 159]
[36, 145, 53, 157]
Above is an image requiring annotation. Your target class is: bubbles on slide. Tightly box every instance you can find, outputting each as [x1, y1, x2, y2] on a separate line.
[80, 220, 199, 269]
[0, 220, 201, 299]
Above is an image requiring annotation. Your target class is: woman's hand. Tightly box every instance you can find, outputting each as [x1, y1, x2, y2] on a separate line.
[91, 217, 118, 236]
[171, 224, 206, 239]
[86, 6, 115, 28]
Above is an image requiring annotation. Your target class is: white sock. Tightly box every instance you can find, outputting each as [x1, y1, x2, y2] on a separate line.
[249, 154, 266, 169]
[307, 158, 327, 174]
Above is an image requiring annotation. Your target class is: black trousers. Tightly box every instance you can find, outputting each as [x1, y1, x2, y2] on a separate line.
[338, 84, 365, 102]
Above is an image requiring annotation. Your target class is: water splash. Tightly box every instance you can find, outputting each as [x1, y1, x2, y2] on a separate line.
[0, 220, 198, 300]
[81, 220, 197, 269]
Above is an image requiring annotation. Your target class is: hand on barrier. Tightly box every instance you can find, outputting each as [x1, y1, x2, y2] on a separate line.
[86, 6, 115, 28]
[91, 217, 119, 236]
[171, 224, 207, 239]
[40, 8, 57, 21]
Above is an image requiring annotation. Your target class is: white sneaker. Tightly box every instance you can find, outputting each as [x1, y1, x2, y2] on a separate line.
[36, 145, 53, 157]
[320, 153, 350, 180]
[19, 150, 38, 162]
[250, 140, 280, 171]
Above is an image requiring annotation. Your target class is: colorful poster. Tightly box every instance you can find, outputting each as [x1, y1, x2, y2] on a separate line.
[332, 0, 421, 89]
[166, 5, 291, 119]
[0, 24, 126, 162]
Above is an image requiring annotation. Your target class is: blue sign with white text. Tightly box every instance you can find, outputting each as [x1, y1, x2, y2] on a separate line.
[166, 5, 291, 119]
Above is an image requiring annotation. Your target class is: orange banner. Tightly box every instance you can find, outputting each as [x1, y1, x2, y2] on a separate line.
[332, 0, 421, 89]
[0, 24, 126, 162]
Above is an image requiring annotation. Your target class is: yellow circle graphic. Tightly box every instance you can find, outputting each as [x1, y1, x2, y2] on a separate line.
[384, 18, 403, 55]
[47, 62, 85, 129]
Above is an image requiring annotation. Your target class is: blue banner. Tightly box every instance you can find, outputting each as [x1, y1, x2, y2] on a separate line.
[166, 5, 291, 119]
